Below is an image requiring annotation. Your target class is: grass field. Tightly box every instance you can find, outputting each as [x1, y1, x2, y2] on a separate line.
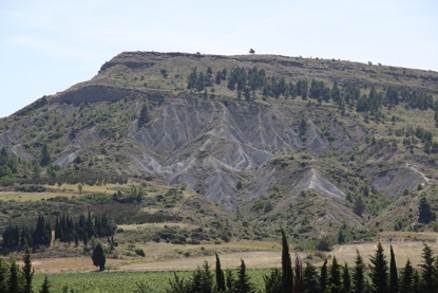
[33, 269, 270, 293]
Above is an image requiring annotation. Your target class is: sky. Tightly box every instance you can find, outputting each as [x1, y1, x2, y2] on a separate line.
[1, 0, 437, 118]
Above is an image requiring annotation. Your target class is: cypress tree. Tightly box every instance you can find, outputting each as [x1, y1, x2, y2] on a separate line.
[54, 217, 62, 242]
[328, 256, 342, 293]
[294, 254, 304, 293]
[281, 228, 293, 293]
[353, 250, 365, 293]
[389, 245, 398, 293]
[320, 259, 328, 293]
[342, 263, 351, 293]
[0, 258, 7, 293]
[412, 270, 420, 293]
[86, 211, 95, 239]
[23, 244, 34, 293]
[369, 241, 388, 293]
[39, 276, 50, 293]
[419, 243, 436, 293]
[225, 269, 235, 291]
[33, 215, 45, 245]
[8, 259, 19, 293]
[303, 262, 320, 293]
[215, 253, 225, 292]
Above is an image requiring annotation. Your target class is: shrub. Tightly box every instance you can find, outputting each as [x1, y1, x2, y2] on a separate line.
[135, 248, 146, 257]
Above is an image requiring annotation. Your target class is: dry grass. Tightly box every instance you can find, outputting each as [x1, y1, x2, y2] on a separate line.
[326, 240, 438, 268]
[0, 191, 72, 201]
[17, 238, 438, 273]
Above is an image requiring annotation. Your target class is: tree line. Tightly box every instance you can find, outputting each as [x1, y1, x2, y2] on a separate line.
[166, 228, 438, 293]
[1, 212, 116, 251]
[186, 66, 438, 122]
[1, 228, 438, 292]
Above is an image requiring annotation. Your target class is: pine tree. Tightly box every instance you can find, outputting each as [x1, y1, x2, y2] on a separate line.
[40, 143, 51, 167]
[342, 263, 351, 293]
[303, 262, 320, 293]
[369, 241, 388, 293]
[190, 261, 213, 293]
[215, 253, 225, 292]
[353, 250, 365, 293]
[418, 196, 435, 224]
[281, 228, 293, 293]
[320, 259, 328, 293]
[92, 242, 106, 271]
[389, 245, 398, 293]
[235, 259, 253, 293]
[419, 243, 436, 293]
[400, 259, 414, 293]
[138, 104, 151, 128]
[328, 256, 342, 293]
[264, 269, 283, 293]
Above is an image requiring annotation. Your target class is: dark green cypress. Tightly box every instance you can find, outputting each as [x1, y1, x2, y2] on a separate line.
[23, 244, 34, 293]
[40, 143, 51, 167]
[225, 269, 235, 291]
[320, 259, 328, 293]
[8, 259, 19, 293]
[353, 250, 365, 293]
[389, 245, 398, 293]
[39, 276, 50, 293]
[0, 258, 7, 293]
[369, 241, 388, 293]
[236, 259, 253, 293]
[215, 253, 225, 292]
[294, 254, 304, 293]
[328, 256, 342, 293]
[342, 263, 351, 293]
[281, 228, 293, 293]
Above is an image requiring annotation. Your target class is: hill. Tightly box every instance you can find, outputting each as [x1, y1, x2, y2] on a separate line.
[1, 51, 438, 248]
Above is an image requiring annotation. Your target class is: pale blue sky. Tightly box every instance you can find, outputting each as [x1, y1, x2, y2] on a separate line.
[1, 0, 437, 118]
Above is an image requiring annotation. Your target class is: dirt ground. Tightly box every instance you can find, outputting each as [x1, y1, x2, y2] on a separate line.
[119, 251, 284, 272]
[30, 257, 125, 272]
[27, 239, 438, 273]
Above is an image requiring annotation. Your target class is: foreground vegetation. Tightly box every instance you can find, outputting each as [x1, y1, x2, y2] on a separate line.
[1, 230, 438, 292]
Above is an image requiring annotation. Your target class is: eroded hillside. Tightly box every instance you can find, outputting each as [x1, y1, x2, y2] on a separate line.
[1, 51, 438, 241]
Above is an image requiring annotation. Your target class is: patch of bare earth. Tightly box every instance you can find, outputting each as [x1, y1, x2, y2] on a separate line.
[119, 251, 283, 271]
[31, 257, 124, 273]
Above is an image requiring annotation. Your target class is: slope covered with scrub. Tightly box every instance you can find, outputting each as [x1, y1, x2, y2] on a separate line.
[1, 51, 438, 242]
